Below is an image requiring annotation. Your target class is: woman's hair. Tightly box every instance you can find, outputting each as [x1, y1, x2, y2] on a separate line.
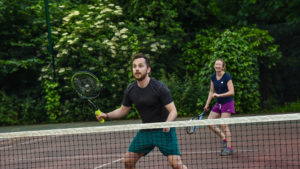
[216, 58, 226, 71]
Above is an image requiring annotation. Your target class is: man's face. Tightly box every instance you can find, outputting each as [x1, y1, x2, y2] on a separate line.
[132, 58, 150, 81]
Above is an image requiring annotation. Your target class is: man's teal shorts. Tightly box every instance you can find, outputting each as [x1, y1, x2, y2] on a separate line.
[128, 128, 181, 156]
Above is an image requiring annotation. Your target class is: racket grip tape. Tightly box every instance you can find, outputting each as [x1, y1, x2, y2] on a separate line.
[96, 110, 105, 123]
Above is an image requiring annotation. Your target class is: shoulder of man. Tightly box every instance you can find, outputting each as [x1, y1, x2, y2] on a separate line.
[125, 81, 138, 93]
[150, 78, 165, 88]
[149, 78, 169, 95]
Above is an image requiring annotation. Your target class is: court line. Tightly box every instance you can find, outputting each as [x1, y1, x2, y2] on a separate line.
[91, 149, 259, 168]
[1, 149, 261, 169]
[94, 158, 124, 169]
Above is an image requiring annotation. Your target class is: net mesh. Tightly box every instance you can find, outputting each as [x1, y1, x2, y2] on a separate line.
[1, 113, 299, 169]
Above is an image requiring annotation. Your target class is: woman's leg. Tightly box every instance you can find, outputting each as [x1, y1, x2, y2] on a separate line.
[220, 113, 232, 148]
[208, 111, 225, 139]
[220, 112, 234, 155]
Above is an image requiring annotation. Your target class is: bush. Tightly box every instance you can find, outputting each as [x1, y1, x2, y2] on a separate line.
[182, 27, 281, 114]
[262, 100, 300, 113]
[0, 90, 46, 126]
[161, 73, 206, 117]
[38, 0, 179, 122]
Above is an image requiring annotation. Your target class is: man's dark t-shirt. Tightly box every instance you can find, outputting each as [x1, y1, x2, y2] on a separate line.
[122, 78, 173, 123]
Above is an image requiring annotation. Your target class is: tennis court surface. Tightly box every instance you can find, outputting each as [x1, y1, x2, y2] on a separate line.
[1, 113, 299, 169]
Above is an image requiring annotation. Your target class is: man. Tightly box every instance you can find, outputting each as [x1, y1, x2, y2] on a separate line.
[96, 53, 187, 169]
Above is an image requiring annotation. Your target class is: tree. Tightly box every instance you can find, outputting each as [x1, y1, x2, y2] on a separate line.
[0, 0, 46, 125]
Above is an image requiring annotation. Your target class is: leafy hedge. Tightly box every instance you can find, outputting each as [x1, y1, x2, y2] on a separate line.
[0, 0, 297, 125]
[181, 27, 281, 113]
[39, 0, 179, 122]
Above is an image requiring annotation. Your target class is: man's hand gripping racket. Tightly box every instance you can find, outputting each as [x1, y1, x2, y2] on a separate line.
[186, 110, 206, 134]
[71, 71, 104, 123]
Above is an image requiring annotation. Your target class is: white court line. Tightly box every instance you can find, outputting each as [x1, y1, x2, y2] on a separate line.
[91, 149, 259, 168]
[94, 158, 124, 169]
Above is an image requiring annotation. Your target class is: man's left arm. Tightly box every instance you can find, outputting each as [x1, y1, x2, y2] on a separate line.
[163, 102, 177, 132]
[164, 101, 178, 122]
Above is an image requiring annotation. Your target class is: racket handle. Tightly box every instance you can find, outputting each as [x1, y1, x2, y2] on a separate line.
[96, 110, 105, 123]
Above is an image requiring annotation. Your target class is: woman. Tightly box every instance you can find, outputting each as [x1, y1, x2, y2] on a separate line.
[204, 59, 235, 156]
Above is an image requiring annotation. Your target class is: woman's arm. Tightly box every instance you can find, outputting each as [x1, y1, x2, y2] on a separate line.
[204, 81, 214, 111]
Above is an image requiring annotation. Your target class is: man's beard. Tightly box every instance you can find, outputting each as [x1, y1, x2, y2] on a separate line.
[134, 72, 147, 81]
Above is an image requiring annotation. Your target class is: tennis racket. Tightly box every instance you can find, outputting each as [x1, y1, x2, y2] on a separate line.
[71, 71, 104, 123]
[186, 110, 206, 134]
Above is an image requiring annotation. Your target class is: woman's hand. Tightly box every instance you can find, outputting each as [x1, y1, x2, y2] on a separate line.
[204, 105, 210, 112]
[213, 93, 220, 98]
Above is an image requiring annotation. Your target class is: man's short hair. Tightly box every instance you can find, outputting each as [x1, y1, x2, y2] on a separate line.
[132, 53, 151, 68]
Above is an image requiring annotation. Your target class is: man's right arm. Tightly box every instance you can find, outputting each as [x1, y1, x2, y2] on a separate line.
[96, 105, 131, 121]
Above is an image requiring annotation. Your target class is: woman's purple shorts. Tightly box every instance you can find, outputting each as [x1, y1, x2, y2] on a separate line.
[212, 101, 236, 114]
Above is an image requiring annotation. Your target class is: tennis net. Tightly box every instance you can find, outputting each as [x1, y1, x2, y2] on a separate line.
[0, 113, 299, 169]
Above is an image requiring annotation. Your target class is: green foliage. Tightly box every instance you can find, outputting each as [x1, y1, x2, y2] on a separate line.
[120, 0, 185, 77]
[41, 1, 135, 119]
[38, 0, 180, 121]
[43, 80, 61, 122]
[261, 100, 300, 113]
[124, 0, 183, 34]
[198, 0, 300, 27]
[0, 58, 43, 74]
[183, 27, 281, 114]
[125, 105, 140, 120]
[182, 28, 220, 75]
[161, 73, 206, 117]
[0, 91, 18, 125]
[0, 0, 45, 63]
[0, 90, 46, 126]
[280, 101, 300, 112]
[0, 0, 47, 125]
[0, 0, 45, 91]
[0, 0, 299, 125]
[260, 22, 300, 105]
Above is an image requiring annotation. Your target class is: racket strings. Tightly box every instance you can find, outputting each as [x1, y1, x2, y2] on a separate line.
[73, 74, 100, 98]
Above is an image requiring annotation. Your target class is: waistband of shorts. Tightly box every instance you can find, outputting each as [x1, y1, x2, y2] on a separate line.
[217, 100, 234, 105]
